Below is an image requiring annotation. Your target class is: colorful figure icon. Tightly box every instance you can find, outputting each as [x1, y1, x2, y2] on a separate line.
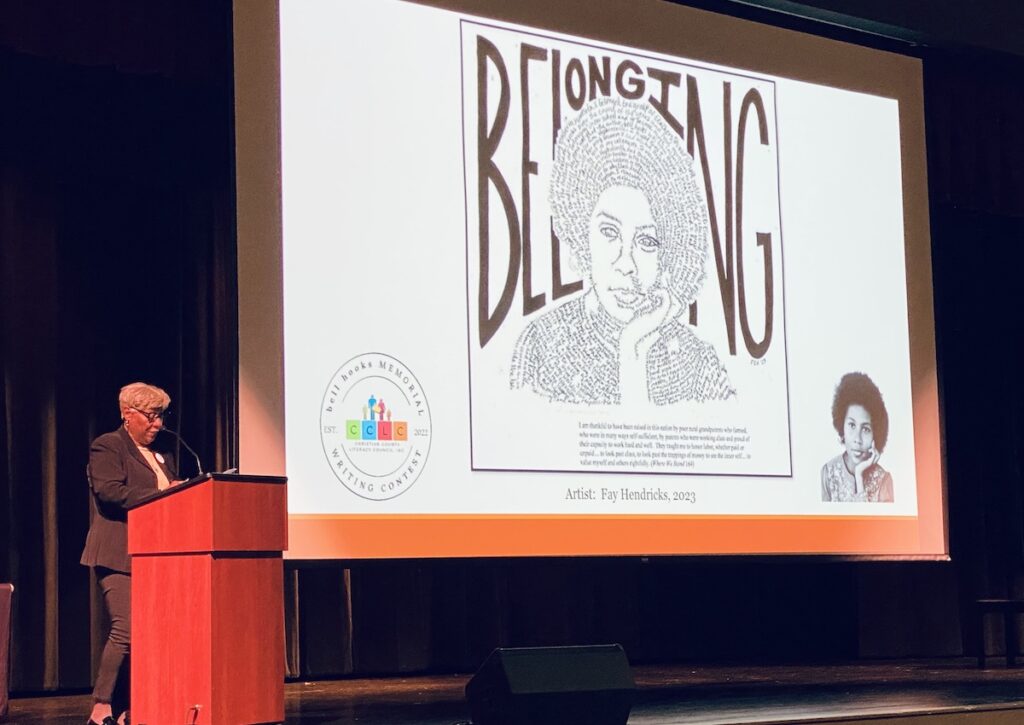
[346, 395, 405, 442]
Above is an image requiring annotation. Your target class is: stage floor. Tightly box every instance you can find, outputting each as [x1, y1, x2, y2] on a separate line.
[9, 659, 1024, 724]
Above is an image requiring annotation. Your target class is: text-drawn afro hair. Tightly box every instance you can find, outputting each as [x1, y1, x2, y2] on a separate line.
[831, 372, 890, 452]
[549, 97, 710, 306]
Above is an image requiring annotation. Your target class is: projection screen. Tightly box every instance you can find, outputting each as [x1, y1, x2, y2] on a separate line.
[235, 0, 945, 559]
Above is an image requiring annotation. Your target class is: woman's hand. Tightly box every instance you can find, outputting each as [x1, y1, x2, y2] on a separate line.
[618, 288, 682, 405]
[853, 446, 880, 493]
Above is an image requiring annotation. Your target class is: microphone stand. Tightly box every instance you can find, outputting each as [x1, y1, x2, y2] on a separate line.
[162, 426, 204, 479]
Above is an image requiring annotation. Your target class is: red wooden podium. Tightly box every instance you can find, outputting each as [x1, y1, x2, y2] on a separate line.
[127, 473, 287, 725]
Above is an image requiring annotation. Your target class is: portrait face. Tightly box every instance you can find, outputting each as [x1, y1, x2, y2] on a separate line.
[124, 406, 165, 446]
[842, 403, 874, 463]
[587, 185, 661, 323]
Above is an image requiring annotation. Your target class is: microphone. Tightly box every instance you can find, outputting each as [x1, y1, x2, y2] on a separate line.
[162, 426, 204, 478]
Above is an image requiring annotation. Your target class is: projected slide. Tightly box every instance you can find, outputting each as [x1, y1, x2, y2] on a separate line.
[257, 0, 944, 558]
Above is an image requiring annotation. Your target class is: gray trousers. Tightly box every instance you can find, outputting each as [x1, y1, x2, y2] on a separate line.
[93, 569, 131, 709]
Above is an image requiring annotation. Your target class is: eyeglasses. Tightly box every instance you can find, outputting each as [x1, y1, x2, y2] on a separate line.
[130, 407, 167, 423]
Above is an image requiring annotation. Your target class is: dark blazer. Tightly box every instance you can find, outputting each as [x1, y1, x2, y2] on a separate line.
[80, 427, 178, 573]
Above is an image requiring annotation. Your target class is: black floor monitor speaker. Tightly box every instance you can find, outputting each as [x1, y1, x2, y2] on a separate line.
[465, 644, 635, 725]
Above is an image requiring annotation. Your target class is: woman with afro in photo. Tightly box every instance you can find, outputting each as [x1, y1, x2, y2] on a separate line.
[510, 97, 732, 406]
[821, 372, 894, 503]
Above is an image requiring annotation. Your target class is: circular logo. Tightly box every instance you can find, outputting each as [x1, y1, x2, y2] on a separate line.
[320, 353, 432, 501]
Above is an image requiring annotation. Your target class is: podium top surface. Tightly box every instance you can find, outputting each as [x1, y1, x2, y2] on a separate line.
[128, 473, 288, 555]
[128, 472, 287, 510]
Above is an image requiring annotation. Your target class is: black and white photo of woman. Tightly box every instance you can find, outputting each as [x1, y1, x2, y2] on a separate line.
[821, 372, 894, 503]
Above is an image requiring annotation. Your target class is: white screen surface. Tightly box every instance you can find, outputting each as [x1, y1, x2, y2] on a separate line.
[238, 0, 943, 558]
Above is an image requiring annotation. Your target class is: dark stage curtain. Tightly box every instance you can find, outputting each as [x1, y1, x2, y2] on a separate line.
[925, 48, 1024, 638]
[926, 51, 1024, 219]
[924, 50, 1024, 652]
[3, 3, 1024, 693]
[0, 11, 236, 693]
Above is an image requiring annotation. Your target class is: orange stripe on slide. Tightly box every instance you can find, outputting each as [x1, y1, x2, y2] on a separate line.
[286, 515, 931, 559]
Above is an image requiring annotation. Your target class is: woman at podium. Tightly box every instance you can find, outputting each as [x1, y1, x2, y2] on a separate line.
[80, 382, 180, 725]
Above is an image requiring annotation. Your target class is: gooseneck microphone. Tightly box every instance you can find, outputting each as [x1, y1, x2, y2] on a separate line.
[162, 426, 204, 478]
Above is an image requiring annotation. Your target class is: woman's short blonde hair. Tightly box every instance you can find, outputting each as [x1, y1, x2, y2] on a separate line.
[118, 382, 171, 416]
